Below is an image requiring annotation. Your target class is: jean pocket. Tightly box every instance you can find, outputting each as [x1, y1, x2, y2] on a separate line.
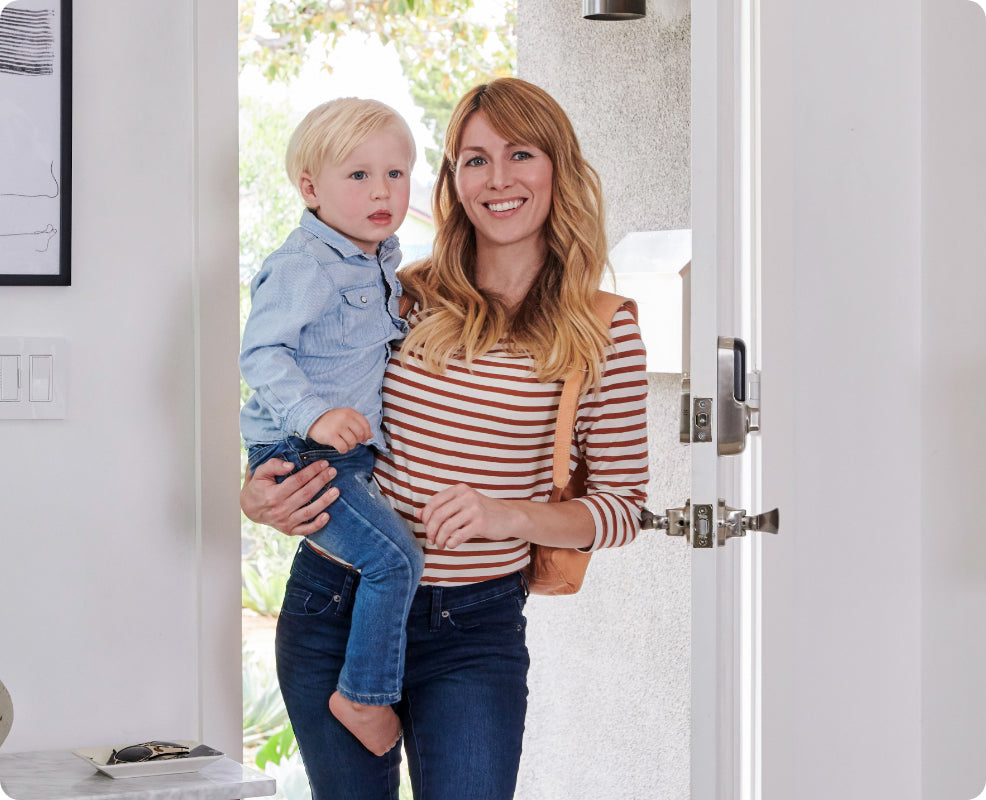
[280, 578, 340, 617]
[297, 448, 337, 467]
[247, 442, 282, 473]
[447, 592, 527, 634]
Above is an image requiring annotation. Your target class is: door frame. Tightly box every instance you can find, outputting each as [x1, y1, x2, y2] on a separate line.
[690, 0, 763, 796]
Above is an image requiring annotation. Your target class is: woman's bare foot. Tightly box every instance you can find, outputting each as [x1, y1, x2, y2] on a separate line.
[328, 691, 402, 757]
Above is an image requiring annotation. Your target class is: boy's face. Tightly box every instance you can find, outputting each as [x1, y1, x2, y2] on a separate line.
[300, 126, 413, 255]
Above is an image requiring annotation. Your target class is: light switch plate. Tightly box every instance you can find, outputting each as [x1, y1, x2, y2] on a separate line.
[0, 337, 67, 419]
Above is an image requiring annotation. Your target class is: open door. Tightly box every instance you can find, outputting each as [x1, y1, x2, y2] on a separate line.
[647, 0, 770, 797]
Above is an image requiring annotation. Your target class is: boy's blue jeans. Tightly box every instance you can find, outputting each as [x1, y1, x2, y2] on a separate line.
[248, 437, 424, 704]
[276, 542, 530, 799]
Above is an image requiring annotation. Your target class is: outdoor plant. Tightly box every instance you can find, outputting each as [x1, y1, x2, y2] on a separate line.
[243, 647, 291, 753]
[241, 515, 297, 617]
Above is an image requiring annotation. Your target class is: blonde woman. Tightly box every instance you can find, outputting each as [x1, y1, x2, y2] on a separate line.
[241, 78, 648, 800]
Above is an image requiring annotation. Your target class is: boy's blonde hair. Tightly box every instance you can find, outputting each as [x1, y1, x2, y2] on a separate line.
[285, 98, 416, 194]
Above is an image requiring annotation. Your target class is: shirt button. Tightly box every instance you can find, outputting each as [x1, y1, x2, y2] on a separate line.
[360, 296, 367, 303]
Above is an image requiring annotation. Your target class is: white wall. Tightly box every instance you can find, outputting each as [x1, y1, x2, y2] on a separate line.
[0, 0, 241, 757]
[921, 3, 986, 798]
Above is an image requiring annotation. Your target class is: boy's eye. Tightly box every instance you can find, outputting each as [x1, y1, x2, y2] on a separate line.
[388, 169, 403, 179]
[350, 170, 368, 180]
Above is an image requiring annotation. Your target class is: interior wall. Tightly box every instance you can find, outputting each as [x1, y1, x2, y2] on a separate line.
[517, 4, 692, 799]
[759, 0, 925, 797]
[0, 0, 241, 757]
[921, 3, 986, 798]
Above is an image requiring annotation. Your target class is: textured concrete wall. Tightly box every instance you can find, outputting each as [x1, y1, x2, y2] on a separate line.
[519, 376, 691, 800]
[518, 1, 690, 242]
[516, 4, 692, 799]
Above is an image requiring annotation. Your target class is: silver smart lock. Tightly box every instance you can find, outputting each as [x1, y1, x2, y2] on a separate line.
[679, 337, 760, 455]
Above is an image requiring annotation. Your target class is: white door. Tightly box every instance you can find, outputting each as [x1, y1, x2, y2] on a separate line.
[688, 1, 986, 799]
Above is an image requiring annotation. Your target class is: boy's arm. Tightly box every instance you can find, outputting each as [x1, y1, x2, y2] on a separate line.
[240, 255, 335, 440]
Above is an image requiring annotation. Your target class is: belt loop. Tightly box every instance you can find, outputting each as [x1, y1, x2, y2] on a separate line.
[337, 570, 358, 616]
[429, 587, 443, 632]
[519, 571, 531, 598]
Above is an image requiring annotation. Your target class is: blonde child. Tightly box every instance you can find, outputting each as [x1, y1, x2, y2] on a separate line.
[240, 98, 424, 757]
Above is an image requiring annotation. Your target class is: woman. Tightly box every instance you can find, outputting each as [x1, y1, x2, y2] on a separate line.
[241, 77, 648, 800]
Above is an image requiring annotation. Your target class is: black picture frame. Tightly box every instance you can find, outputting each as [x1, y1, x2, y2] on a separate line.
[0, 0, 72, 286]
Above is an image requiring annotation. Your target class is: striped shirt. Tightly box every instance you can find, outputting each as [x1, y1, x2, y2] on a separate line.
[371, 304, 649, 586]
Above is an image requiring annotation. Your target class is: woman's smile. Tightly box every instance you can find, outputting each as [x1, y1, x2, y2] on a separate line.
[485, 198, 526, 213]
[455, 112, 553, 252]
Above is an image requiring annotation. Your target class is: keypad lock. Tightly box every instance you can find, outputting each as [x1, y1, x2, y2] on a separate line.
[717, 337, 759, 455]
[679, 338, 760, 454]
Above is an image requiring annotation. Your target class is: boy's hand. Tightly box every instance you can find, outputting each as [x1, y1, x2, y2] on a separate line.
[308, 408, 372, 454]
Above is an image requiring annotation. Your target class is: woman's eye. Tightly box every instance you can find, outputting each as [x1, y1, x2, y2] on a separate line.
[463, 156, 486, 167]
[350, 170, 367, 180]
[512, 150, 533, 161]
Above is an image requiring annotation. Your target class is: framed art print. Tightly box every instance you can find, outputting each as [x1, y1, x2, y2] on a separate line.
[0, 0, 71, 285]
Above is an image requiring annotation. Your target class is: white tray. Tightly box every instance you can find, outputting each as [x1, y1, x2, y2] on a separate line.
[72, 740, 224, 779]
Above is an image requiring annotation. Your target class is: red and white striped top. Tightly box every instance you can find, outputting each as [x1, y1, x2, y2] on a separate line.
[370, 304, 649, 586]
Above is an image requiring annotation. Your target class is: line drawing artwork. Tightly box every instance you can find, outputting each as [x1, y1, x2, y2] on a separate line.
[0, 223, 56, 254]
[0, 0, 66, 282]
[0, 5, 53, 75]
[0, 99, 60, 197]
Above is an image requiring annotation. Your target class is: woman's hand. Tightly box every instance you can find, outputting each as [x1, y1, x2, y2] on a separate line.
[418, 483, 597, 551]
[241, 458, 339, 537]
[418, 483, 524, 551]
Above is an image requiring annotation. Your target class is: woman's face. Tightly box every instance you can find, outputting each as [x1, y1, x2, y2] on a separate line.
[453, 112, 554, 255]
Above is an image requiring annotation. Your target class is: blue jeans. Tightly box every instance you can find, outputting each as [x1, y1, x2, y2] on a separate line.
[276, 542, 531, 800]
[249, 438, 424, 704]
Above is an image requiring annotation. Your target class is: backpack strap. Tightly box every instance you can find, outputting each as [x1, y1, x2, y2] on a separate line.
[551, 291, 635, 497]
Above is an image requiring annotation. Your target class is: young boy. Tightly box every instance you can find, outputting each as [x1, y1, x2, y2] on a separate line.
[240, 98, 424, 757]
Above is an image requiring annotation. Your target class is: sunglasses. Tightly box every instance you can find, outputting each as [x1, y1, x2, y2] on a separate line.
[107, 741, 190, 764]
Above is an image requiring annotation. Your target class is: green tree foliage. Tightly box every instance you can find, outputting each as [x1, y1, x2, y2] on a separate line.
[238, 95, 299, 286]
[239, 0, 517, 170]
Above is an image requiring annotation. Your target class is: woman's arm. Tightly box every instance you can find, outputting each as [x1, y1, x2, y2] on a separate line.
[419, 484, 595, 551]
[241, 457, 339, 536]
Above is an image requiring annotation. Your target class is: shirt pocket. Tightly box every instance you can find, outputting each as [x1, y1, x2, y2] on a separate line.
[339, 283, 390, 348]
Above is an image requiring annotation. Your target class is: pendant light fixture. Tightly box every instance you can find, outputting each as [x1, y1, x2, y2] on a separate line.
[583, 0, 646, 20]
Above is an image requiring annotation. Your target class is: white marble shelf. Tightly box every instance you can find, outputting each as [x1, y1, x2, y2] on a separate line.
[0, 750, 275, 800]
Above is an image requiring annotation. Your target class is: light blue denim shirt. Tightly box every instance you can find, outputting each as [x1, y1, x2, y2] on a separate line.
[239, 209, 408, 450]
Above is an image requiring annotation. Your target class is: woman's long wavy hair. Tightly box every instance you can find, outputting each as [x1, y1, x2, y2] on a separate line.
[399, 78, 612, 391]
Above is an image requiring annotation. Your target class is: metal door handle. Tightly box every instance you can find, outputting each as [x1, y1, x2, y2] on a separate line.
[642, 500, 780, 548]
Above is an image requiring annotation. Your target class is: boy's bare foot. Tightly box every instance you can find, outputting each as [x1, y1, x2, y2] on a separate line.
[328, 691, 402, 757]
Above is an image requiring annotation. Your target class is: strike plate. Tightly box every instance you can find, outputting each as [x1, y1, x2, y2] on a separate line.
[693, 397, 712, 443]
[693, 504, 714, 548]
